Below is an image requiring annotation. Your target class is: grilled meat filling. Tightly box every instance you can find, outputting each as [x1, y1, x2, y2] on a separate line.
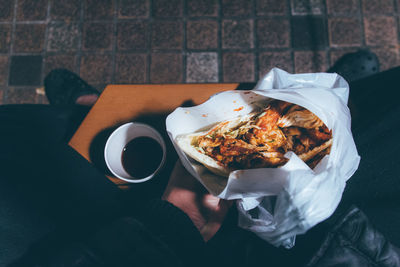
[196, 100, 332, 170]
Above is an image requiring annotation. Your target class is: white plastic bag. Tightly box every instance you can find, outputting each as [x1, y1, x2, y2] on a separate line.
[166, 68, 360, 248]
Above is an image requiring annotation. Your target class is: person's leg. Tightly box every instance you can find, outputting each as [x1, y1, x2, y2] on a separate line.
[0, 104, 90, 143]
[348, 66, 400, 131]
[0, 104, 123, 265]
[0, 104, 127, 219]
[330, 67, 400, 245]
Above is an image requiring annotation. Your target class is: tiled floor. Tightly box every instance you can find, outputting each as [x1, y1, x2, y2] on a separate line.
[0, 0, 399, 104]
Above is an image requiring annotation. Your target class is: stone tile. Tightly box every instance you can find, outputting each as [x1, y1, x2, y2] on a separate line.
[82, 22, 113, 51]
[259, 51, 293, 77]
[9, 55, 43, 86]
[150, 53, 182, 83]
[47, 22, 79, 52]
[328, 18, 362, 47]
[151, 21, 183, 49]
[291, 16, 328, 49]
[294, 51, 327, 73]
[6, 88, 38, 104]
[153, 0, 182, 17]
[187, 20, 218, 49]
[14, 24, 46, 53]
[17, 0, 47, 21]
[115, 54, 147, 83]
[371, 47, 399, 71]
[222, 52, 254, 82]
[222, 20, 253, 49]
[44, 54, 77, 76]
[186, 52, 218, 83]
[256, 0, 288, 15]
[0, 55, 8, 86]
[0, 24, 11, 53]
[118, 0, 149, 18]
[257, 18, 290, 48]
[84, 0, 114, 20]
[291, 0, 324, 15]
[364, 16, 397, 46]
[326, 0, 360, 15]
[80, 54, 113, 83]
[187, 0, 218, 17]
[362, 0, 394, 14]
[117, 21, 148, 50]
[50, 0, 81, 20]
[0, 0, 14, 21]
[222, 0, 252, 16]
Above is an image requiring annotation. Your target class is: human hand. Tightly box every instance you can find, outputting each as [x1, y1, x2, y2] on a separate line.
[162, 161, 232, 241]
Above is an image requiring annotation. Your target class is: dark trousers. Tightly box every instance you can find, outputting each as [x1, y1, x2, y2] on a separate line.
[0, 105, 125, 266]
[1, 68, 400, 266]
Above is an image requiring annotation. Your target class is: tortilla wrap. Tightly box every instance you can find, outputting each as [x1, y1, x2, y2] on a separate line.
[176, 100, 333, 177]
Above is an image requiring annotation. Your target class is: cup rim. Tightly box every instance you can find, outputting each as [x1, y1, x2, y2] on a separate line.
[104, 122, 166, 183]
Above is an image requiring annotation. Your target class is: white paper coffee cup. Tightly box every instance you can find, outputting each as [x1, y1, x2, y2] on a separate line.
[104, 122, 166, 183]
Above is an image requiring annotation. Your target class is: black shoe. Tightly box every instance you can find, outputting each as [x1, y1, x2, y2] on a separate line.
[327, 50, 380, 83]
[44, 69, 99, 105]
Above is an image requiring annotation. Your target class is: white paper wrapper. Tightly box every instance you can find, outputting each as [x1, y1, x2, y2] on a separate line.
[166, 68, 360, 248]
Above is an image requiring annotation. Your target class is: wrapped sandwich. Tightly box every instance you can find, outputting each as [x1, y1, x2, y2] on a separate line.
[176, 99, 332, 177]
[168, 68, 360, 248]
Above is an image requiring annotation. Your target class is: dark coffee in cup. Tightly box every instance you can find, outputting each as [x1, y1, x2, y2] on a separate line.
[121, 136, 163, 179]
[105, 122, 166, 183]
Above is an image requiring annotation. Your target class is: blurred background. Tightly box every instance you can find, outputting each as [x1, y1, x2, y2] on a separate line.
[0, 0, 399, 104]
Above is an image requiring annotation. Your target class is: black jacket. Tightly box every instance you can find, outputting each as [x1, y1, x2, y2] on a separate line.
[306, 206, 400, 267]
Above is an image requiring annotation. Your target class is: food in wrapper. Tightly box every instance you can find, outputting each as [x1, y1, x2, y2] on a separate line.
[168, 68, 361, 248]
[176, 99, 332, 177]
